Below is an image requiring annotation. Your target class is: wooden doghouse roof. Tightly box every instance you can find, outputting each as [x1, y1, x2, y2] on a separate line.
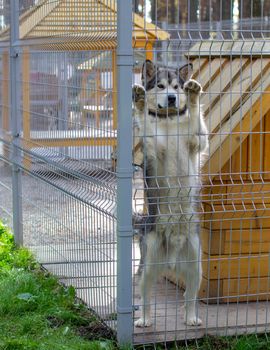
[0, 0, 169, 50]
[188, 40, 270, 178]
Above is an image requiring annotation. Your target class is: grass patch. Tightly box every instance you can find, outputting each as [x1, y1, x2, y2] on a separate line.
[0, 221, 115, 350]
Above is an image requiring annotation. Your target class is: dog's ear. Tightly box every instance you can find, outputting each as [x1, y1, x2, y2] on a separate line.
[177, 63, 193, 83]
[141, 60, 156, 84]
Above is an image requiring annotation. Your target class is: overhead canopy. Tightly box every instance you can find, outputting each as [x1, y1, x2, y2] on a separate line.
[0, 0, 169, 50]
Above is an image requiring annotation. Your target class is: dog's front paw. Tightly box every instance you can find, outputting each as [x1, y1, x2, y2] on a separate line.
[185, 316, 202, 326]
[132, 84, 146, 110]
[183, 79, 202, 95]
[134, 318, 153, 328]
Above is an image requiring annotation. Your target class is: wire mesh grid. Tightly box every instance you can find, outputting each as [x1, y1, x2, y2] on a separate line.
[20, 52, 118, 325]
[131, 0, 270, 346]
[0, 0, 270, 347]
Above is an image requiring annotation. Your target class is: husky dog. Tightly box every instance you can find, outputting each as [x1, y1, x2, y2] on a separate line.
[133, 60, 208, 327]
[44, 106, 84, 131]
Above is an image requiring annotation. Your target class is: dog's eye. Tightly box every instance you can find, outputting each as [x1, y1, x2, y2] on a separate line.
[174, 84, 179, 90]
[157, 83, 165, 89]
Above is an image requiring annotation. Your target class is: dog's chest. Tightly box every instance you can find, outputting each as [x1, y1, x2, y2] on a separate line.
[147, 117, 190, 165]
[150, 118, 183, 150]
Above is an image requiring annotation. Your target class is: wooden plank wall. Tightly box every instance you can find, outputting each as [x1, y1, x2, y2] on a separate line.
[195, 56, 270, 303]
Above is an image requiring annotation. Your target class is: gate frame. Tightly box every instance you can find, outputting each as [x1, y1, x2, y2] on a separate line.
[116, 0, 134, 344]
[10, 0, 23, 246]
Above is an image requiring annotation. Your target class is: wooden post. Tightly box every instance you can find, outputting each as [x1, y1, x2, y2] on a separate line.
[22, 47, 31, 170]
[145, 42, 154, 60]
[96, 70, 101, 127]
[81, 71, 88, 126]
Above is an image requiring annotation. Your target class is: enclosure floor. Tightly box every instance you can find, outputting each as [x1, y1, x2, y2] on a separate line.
[30, 244, 270, 344]
[133, 276, 270, 344]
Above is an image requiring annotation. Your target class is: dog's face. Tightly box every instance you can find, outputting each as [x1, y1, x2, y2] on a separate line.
[44, 106, 56, 117]
[141, 60, 193, 115]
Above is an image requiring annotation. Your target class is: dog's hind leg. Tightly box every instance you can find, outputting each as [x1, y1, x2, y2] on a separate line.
[181, 230, 202, 326]
[135, 232, 160, 327]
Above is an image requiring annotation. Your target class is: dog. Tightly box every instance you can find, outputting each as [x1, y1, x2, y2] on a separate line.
[44, 106, 84, 131]
[132, 60, 208, 327]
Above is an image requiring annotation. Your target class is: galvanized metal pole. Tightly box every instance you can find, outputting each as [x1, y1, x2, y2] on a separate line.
[116, 0, 133, 344]
[10, 0, 23, 245]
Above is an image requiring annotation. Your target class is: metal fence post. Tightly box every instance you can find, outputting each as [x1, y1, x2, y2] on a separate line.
[10, 0, 23, 245]
[116, 0, 133, 344]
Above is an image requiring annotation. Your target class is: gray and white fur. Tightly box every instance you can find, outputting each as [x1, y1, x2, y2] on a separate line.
[132, 60, 208, 327]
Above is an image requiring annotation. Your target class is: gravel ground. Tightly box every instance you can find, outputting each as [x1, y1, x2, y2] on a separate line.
[0, 159, 144, 249]
[0, 160, 117, 247]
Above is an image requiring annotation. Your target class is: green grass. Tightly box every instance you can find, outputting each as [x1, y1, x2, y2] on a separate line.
[1, 221, 270, 350]
[0, 221, 115, 350]
[174, 334, 270, 350]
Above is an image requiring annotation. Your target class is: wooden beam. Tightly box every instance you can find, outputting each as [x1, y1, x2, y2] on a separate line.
[145, 42, 154, 61]
[189, 40, 270, 58]
[23, 137, 117, 148]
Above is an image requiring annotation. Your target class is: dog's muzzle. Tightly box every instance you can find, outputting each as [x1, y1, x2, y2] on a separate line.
[167, 94, 176, 107]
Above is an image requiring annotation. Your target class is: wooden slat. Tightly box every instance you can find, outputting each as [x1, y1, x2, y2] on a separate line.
[201, 181, 227, 205]
[202, 228, 270, 255]
[20, 0, 169, 42]
[247, 122, 264, 179]
[226, 182, 270, 204]
[264, 111, 270, 180]
[223, 229, 270, 254]
[201, 227, 226, 255]
[196, 57, 227, 91]
[202, 72, 270, 178]
[191, 58, 209, 79]
[202, 181, 270, 206]
[222, 277, 270, 302]
[20, 0, 61, 38]
[203, 204, 270, 230]
[202, 253, 270, 279]
[218, 136, 249, 181]
[199, 277, 270, 303]
[206, 58, 270, 134]
[201, 58, 249, 115]
[23, 137, 117, 149]
[230, 137, 249, 179]
[189, 40, 270, 58]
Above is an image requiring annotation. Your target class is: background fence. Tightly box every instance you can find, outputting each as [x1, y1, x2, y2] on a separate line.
[0, 0, 270, 347]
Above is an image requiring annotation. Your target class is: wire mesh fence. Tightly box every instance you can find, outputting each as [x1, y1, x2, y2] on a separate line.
[0, 0, 270, 347]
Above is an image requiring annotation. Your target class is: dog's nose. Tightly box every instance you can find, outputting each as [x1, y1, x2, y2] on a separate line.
[168, 95, 176, 105]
